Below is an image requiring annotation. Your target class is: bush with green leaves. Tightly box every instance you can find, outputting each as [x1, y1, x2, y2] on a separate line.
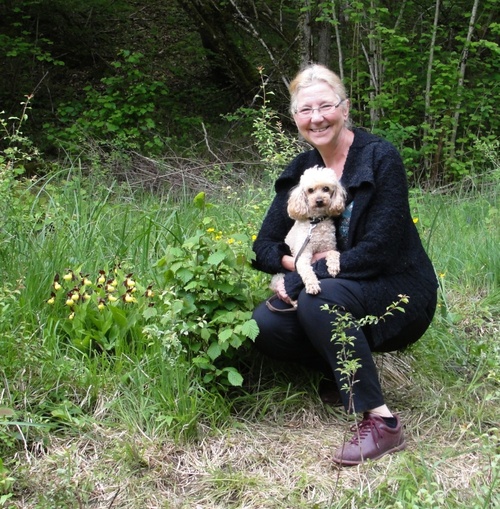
[46, 50, 169, 155]
[155, 192, 266, 388]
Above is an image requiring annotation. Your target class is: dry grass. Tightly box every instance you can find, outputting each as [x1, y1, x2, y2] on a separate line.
[8, 354, 498, 509]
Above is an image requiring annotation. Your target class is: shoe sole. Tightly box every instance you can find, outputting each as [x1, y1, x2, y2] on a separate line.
[333, 439, 407, 466]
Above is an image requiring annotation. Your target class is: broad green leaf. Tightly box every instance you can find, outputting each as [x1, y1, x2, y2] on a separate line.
[218, 329, 233, 342]
[227, 370, 244, 387]
[207, 251, 226, 266]
[242, 319, 259, 340]
[193, 191, 205, 209]
[207, 342, 222, 360]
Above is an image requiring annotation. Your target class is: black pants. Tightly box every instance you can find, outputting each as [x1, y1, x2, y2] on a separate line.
[252, 278, 436, 413]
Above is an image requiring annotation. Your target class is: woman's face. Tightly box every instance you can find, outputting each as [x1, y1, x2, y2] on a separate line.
[293, 82, 349, 149]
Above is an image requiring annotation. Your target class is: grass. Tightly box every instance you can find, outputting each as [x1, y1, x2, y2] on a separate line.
[0, 165, 498, 508]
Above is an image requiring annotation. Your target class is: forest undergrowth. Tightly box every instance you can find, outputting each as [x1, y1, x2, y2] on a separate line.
[0, 157, 498, 508]
[0, 87, 499, 508]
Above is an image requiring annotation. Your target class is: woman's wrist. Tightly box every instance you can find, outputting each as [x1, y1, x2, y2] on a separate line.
[281, 255, 295, 271]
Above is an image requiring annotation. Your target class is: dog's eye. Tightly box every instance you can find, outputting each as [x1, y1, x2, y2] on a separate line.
[322, 186, 331, 192]
[307, 188, 314, 194]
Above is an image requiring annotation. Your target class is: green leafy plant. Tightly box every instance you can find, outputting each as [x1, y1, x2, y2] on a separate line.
[224, 67, 303, 180]
[0, 457, 14, 506]
[47, 50, 169, 155]
[155, 192, 262, 388]
[322, 295, 409, 413]
[0, 96, 40, 230]
[46, 264, 157, 354]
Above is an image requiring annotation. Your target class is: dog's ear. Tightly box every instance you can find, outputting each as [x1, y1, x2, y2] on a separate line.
[287, 186, 309, 220]
[328, 184, 347, 216]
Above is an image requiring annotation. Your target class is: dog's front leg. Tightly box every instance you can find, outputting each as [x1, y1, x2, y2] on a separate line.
[326, 250, 341, 277]
[296, 257, 322, 294]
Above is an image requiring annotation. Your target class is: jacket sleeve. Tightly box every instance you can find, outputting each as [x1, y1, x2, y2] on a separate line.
[252, 187, 295, 275]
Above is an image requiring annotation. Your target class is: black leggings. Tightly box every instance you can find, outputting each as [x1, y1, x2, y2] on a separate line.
[252, 278, 436, 413]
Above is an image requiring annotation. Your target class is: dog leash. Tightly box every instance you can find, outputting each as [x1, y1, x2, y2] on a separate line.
[293, 216, 328, 269]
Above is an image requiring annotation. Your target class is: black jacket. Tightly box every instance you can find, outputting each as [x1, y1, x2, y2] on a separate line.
[253, 128, 438, 347]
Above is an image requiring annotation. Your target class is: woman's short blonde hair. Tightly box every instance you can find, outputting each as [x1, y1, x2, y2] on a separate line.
[289, 64, 348, 116]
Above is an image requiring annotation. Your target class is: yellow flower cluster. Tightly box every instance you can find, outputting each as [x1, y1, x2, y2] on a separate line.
[47, 267, 154, 319]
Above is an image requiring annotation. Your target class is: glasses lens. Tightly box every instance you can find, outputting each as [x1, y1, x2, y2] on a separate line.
[296, 102, 340, 117]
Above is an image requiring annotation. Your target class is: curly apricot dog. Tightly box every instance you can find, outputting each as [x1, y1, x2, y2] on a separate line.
[270, 166, 346, 304]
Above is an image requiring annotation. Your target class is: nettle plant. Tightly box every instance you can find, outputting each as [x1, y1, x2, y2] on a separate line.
[155, 192, 263, 388]
[46, 264, 157, 354]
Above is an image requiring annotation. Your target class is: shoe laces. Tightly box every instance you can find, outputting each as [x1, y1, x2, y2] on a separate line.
[348, 413, 383, 446]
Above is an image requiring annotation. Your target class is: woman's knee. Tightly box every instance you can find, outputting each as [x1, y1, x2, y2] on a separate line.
[297, 278, 367, 317]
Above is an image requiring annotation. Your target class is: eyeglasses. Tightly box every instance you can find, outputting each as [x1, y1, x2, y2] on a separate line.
[295, 99, 344, 118]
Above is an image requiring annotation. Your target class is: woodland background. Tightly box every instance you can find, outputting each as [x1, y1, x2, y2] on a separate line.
[0, 2, 499, 507]
[1, 0, 499, 186]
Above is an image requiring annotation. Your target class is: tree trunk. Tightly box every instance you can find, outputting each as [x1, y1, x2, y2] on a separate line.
[317, 21, 331, 65]
[298, 0, 312, 67]
[176, 0, 260, 100]
[325, 0, 344, 80]
[424, 0, 440, 183]
[449, 0, 480, 158]
[361, 0, 381, 128]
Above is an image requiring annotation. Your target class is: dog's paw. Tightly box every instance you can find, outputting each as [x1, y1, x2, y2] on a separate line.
[326, 251, 341, 277]
[270, 273, 284, 292]
[305, 281, 321, 294]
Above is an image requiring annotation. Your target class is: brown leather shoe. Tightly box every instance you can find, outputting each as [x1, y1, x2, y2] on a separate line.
[333, 412, 406, 466]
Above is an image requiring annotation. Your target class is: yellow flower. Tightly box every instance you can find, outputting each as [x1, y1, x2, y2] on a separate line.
[68, 312, 75, 320]
[47, 296, 55, 305]
[108, 294, 118, 302]
[53, 281, 62, 291]
[252, 234, 257, 241]
[413, 217, 419, 224]
[207, 227, 215, 233]
[106, 284, 116, 293]
[439, 272, 446, 279]
[63, 271, 74, 281]
[65, 298, 74, 307]
[125, 277, 136, 288]
[227, 238, 235, 244]
[123, 293, 137, 303]
[71, 292, 80, 302]
[82, 277, 92, 286]
[83, 293, 91, 301]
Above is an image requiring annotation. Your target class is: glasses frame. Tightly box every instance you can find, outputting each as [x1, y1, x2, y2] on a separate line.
[294, 99, 344, 118]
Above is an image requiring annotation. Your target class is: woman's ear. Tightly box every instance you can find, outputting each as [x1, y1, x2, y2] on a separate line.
[287, 186, 309, 220]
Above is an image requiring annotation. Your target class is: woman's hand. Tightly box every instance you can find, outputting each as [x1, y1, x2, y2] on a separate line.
[274, 276, 293, 305]
[311, 250, 333, 263]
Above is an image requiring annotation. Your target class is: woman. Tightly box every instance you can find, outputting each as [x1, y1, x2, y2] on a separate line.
[252, 64, 438, 466]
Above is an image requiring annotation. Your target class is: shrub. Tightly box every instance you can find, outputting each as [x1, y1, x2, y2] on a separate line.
[155, 192, 266, 388]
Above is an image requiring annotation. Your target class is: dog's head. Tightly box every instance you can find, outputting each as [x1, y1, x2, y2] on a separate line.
[287, 165, 346, 220]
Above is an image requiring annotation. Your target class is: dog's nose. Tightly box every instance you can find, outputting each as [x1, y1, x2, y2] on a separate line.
[316, 198, 324, 206]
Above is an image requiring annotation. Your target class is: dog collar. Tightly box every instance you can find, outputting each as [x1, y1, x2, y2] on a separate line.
[309, 216, 330, 224]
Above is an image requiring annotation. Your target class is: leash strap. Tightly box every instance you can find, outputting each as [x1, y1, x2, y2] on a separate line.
[294, 221, 318, 269]
[265, 294, 297, 312]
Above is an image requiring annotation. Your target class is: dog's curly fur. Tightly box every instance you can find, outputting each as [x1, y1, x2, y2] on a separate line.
[270, 165, 346, 302]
